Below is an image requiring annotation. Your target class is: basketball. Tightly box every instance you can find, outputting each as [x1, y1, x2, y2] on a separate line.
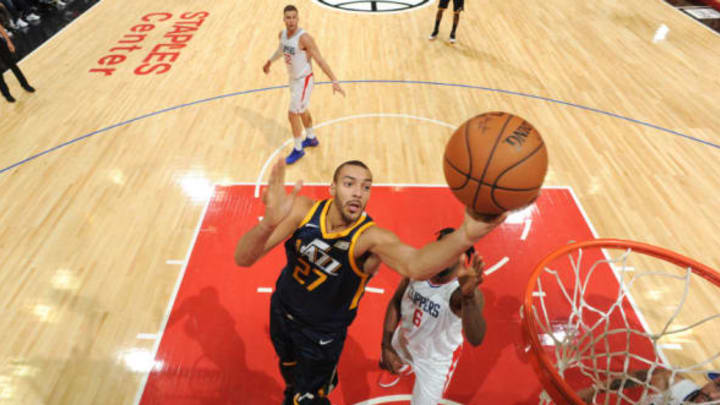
[443, 112, 549, 215]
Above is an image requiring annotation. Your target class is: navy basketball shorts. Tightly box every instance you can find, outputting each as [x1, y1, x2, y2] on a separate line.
[438, 0, 464, 12]
[270, 296, 347, 403]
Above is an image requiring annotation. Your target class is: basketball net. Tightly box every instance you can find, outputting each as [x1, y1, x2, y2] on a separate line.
[522, 240, 720, 405]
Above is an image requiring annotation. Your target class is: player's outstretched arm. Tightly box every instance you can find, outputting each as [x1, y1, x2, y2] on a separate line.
[451, 253, 487, 346]
[263, 32, 283, 74]
[234, 159, 312, 267]
[363, 211, 506, 280]
[380, 278, 409, 373]
[0, 25, 14, 53]
[577, 369, 669, 403]
[301, 34, 345, 96]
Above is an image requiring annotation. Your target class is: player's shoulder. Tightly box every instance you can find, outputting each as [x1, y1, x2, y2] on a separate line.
[351, 224, 391, 256]
[298, 31, 313, 43]
[359, 224, 395, 243]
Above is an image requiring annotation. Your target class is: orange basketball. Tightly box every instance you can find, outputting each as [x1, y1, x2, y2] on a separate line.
[443, 112, 549, 215]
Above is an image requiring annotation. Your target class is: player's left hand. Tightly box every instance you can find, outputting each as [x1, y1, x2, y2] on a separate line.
[261, 158, 303, 228]
[332, 81, 345, 97]
[380, 345, 404, 374]
[457, 252, 484, 297]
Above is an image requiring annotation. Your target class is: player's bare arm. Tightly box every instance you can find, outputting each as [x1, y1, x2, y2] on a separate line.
[300, 33, 345, 96]
[263, 31, 283, 74]
[0, 25, 14, 53]
[380, 278, 410, 373]
[450, 253, 487, 346]
[234, 159, 313, 266]
[355, 211, 506, 280]
[577, 368, 673, 402]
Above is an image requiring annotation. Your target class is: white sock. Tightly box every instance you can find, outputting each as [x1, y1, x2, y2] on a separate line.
[294, 137, 303, 151]
[306, 128, 316, 139]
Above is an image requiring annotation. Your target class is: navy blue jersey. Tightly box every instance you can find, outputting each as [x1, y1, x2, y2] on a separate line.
[273, 199, 375, 331]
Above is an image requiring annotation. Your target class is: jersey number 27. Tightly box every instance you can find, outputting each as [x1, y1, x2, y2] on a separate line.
[292, 258, 327, 292]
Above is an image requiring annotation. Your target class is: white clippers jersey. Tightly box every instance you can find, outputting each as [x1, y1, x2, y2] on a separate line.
[642, 379, 700, 405]
[281, 28, 312, 80]
[396, 279, 464, 362]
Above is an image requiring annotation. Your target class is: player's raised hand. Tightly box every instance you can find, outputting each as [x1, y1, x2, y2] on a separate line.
[262, 158, 303, 228]
[332, 81, 345, 97]
[461, 209, 507, 242]
[457, 253, 484, 297]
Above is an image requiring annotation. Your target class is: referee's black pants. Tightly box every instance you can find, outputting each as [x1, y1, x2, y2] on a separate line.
[0, 38, 32, 100]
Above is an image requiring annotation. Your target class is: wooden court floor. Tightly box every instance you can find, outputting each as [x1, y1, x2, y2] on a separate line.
[1, 0, 719, 403]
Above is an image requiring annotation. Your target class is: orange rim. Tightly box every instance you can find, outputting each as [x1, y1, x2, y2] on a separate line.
[521, 238, 720, 404]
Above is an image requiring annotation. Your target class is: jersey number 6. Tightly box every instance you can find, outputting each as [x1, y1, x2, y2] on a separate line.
[413, 308, 423, 327]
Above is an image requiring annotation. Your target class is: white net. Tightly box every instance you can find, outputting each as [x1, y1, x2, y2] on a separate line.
[525, 242, 720, 405]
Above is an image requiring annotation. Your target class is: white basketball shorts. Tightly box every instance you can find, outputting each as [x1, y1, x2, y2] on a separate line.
[391, 329, 462, 405]
[289, 73, 314, 114]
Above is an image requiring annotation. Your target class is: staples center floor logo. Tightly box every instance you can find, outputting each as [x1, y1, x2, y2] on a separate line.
[313, 0, 432, 14]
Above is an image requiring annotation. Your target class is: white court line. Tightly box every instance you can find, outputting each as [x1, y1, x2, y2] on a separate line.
[353, 395, 461, 405]
[520, 219, 532, 240]
[136, 333, 158, 340]
[165, 260, 185, 265]
[253, 113, 456, 197]
[652, 24, 670, 43]
[485, 257, 510, 276]
[532, 291, 546, 297]
[565, 187, 671, 368]
[365, 287, 384, 294]
[257, 287, 273, 293]
[312, 0, 435, 15]
[132, 186, 215, 405]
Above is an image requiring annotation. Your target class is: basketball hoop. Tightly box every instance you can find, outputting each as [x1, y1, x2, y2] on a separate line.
[522, 239, 720, 404]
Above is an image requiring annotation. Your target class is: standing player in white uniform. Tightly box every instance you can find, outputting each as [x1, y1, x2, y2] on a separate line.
[263, 5, 345, 165]
[378, 227, 488, 405]
[578, 369, 720, 404]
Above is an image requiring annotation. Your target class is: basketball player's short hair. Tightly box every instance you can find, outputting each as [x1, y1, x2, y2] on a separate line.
[284, 5, 298, 14]
[436, 227, 476, 257]
[333, 160, 371, 183]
